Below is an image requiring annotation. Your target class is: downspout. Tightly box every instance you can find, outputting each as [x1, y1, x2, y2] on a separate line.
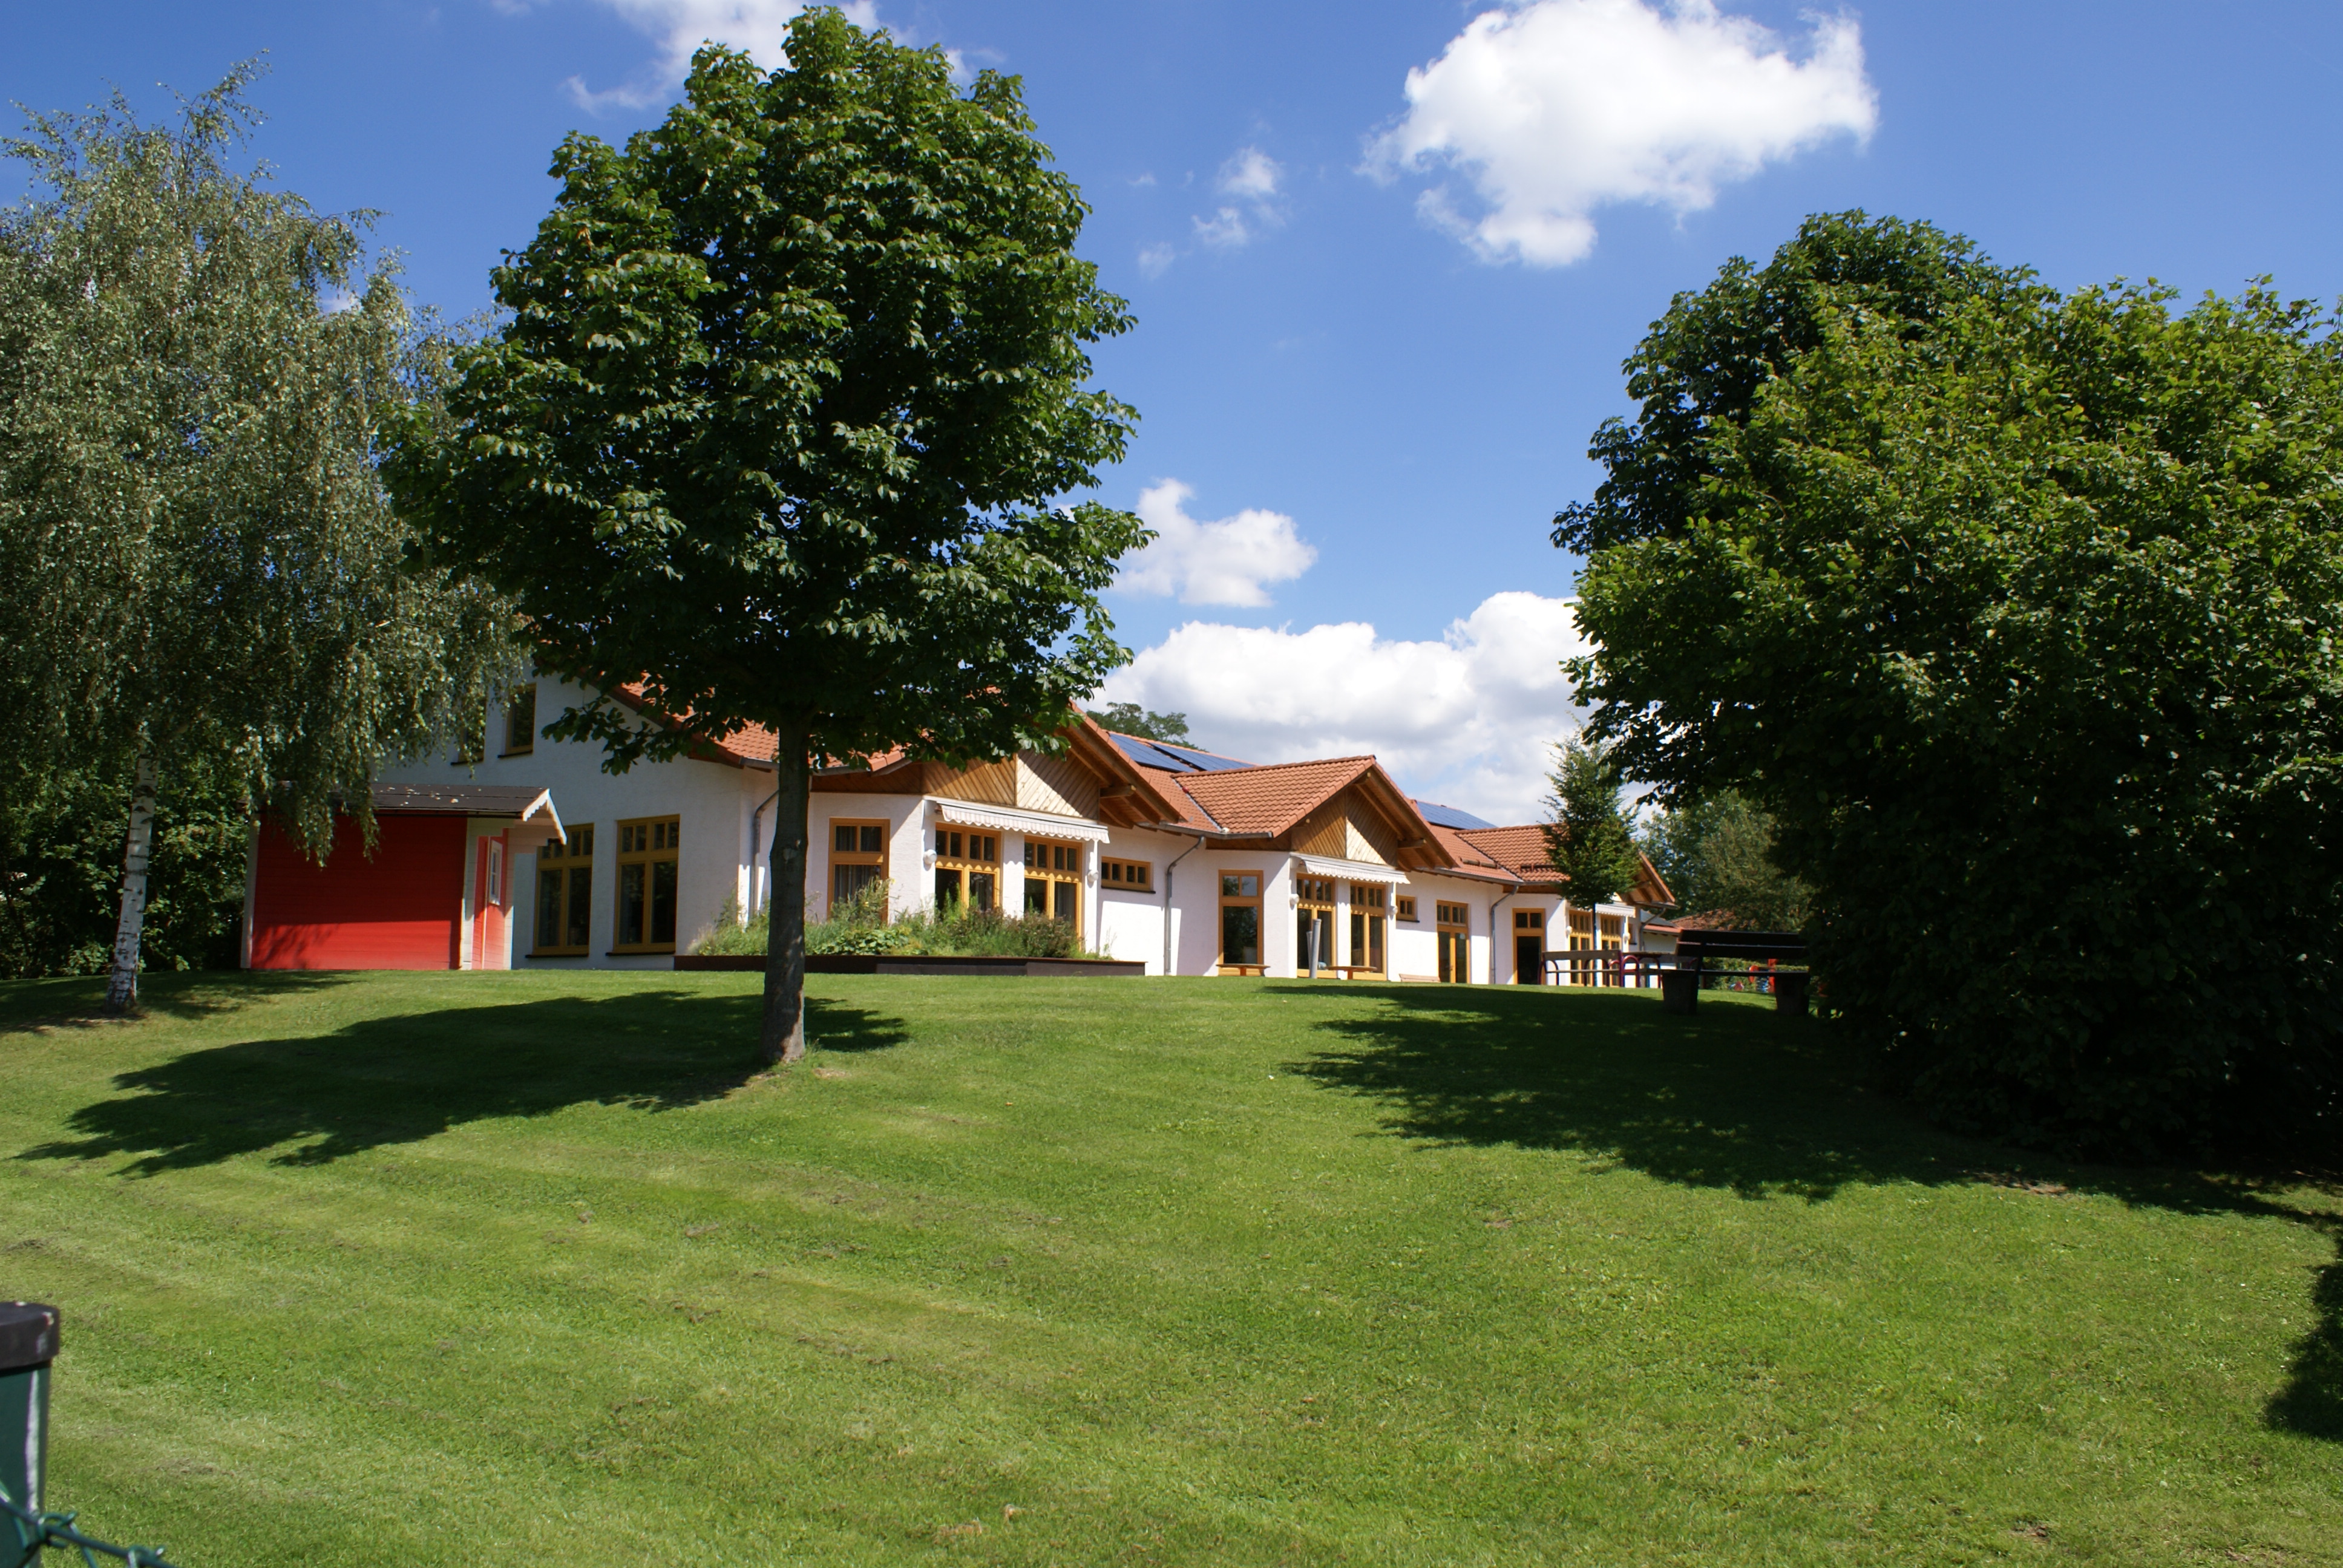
[1160, 832, 1205, 977]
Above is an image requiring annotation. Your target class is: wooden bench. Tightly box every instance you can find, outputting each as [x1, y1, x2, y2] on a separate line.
[1665, 930, 1810, 1016]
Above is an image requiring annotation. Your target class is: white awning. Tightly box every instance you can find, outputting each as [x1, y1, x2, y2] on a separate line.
[1293, 853, 1406, 887]
[930, 799, 1114, 844]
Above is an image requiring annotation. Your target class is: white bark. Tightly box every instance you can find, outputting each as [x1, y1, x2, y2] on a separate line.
[103, 752, 159, 1013]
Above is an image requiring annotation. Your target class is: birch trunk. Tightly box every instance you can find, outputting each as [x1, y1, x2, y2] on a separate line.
[759, 724, 811, 1063]
[103, 751, 159, 1014]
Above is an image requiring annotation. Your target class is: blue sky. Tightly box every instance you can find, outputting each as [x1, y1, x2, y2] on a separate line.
[13, 1, 2343, 820]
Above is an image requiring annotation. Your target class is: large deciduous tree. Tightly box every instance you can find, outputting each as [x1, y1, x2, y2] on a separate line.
[1557, 211, 2343, 1158]
[0, 68, 516, 1008]
[390, 11, 1144, 1063]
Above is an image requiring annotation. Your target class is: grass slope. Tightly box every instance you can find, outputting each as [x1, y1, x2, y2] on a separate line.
[0, 970, 2337, 1566]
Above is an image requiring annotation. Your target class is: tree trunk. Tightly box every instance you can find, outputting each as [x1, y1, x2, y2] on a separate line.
[759, 723, 811, 1063]
[103, 751, 159, 1014]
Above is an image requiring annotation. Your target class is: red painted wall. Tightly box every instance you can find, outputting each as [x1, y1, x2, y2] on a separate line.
[249, 815, 466, 970]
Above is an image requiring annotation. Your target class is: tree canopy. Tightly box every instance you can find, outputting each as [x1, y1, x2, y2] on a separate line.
[1543, 737, 1645, 912]
[390, 10, 1144, 1060]
[1561, 211, 2343, 1158]
[1637, 791, 1810, 933]
[0, 67, 514, 1005]
[1087, 703, 1194, 746]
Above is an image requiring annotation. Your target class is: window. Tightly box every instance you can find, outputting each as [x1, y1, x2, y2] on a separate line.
[1395, 894, 1418, 923]
[934, 828, 999, 912]
[830, 820, 888, 915]
[1296, 876, 1335, 975]
[1513, 907, 1545, 985]
[1435, 901, 1469, 984]
[1348, 884, 1388, 977]
[534, 826, 595, 956]
[1567, 905, 1599, 986]
[1218, 871, 1263, 975]
[487, 840, 503, 906]
[614, 816, 680, 952]
[502, 684, 537, 756]
[1102, 857, 1152, 891]
[1023, 837, 1082, 926]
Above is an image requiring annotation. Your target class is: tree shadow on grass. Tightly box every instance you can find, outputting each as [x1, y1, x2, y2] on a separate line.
[0, 970, 354, 1031]
[1280, 982, 1955, 1201]
[1282, 982, 2343, 1442]
[18, 988, 907, 1175]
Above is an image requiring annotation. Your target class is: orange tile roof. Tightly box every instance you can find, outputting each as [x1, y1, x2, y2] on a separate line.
[1457, 825, 1561, 878]
[1172, 756, 1380, 838]
[1133, 763, 1225, 832]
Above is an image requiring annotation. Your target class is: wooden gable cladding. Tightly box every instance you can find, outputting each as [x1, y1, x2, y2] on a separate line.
[928, 748, 1103, 821]
[1289, 789, 1399, 864]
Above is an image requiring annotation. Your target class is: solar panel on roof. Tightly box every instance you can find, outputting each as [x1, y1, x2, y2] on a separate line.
[1147, 741, 1253, 773]
[1413, 799, 1496, 831]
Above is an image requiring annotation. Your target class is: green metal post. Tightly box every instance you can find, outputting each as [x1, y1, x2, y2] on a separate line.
[0, 1303, 58, 1568]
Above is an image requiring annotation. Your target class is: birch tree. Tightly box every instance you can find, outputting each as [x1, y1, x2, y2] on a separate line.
[0, 67, 516, 1008]
[392, 11, 1143, 1063]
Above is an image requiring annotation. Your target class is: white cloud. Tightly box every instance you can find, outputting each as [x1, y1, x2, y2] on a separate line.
[1217, 146, 1282, 201]
[1115, 480, 1316, 608]
[1099, 592, 1594, 825]
[1368, 0, 1877, 266]
[1136, 242, 1177, 279]
[1191, 207, 1255, 248]
[555, 0, 883, 111]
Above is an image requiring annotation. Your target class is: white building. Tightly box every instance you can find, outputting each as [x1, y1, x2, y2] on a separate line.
[249, 674, 1670, 981]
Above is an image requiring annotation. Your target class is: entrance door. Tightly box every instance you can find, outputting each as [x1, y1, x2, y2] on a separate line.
[1513, 908, 1544, 984]
[1435, 902, 1469, 982]
[1296, 877, 1335, 975]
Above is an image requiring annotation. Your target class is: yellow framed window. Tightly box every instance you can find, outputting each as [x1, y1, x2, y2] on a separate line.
[532, 825, 595, 956]
[1567, 905, 1599, 985]
[1348, 884, 1388, 977]
[933, 828, 1000, 912]
[1102, 857, 1152, 891]
[830, 820, 888, 915]
[1513, 907, 1545, 985]
[1435, 901, 1469, 984]
[1218, 871, 1263, 975]
[1395, 894, 1418, 923]
[1598, 911, 1627, 987]
[1023, 837, 1082, 925]
[614, 816, 680, 952]
[1296, 876, 1335, 974]
[502, 683, 537, 756]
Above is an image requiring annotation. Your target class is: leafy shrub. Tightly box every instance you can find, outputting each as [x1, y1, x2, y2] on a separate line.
[690, 879, 1096, 961]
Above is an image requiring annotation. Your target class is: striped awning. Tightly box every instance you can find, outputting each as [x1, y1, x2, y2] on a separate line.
[930, 799, 1114, 844]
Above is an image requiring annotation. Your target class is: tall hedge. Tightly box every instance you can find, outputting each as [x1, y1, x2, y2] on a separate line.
[1559, 213, 2343, 1159]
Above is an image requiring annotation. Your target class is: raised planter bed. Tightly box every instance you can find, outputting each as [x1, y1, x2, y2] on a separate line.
[675, 953, 1145, 978]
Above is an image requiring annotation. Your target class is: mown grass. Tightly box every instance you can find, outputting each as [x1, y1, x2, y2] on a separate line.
[0, 969, 2337, 1566]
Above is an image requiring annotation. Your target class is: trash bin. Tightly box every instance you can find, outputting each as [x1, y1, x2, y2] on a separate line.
[1, 1302, 58, 1567]
[1660, 969, 1699, 1014]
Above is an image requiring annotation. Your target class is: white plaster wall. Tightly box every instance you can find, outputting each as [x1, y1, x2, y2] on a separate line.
[378, 674, 773, 970]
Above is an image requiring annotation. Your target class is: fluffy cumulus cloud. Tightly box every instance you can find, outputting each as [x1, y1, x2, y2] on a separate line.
[1098, 592, 1595, 825]
[555, 0, 883, 109]
[1115, 480, 1316, 608]
[1369, 0, 1877, 266]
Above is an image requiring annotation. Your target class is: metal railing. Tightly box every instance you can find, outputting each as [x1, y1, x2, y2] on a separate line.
[4, 1304, 179, 1568]
[2, 1493, 179, 1568]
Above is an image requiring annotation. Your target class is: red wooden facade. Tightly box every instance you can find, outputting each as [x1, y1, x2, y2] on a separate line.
[248, 814, 469, 970]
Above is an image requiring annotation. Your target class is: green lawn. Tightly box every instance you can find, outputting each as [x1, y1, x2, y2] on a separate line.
[0, 970, 2336, 1566]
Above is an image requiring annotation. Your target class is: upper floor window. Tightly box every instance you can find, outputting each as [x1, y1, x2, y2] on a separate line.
[1103, 857, 1152, 890]
[503, 684, 538, 756]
